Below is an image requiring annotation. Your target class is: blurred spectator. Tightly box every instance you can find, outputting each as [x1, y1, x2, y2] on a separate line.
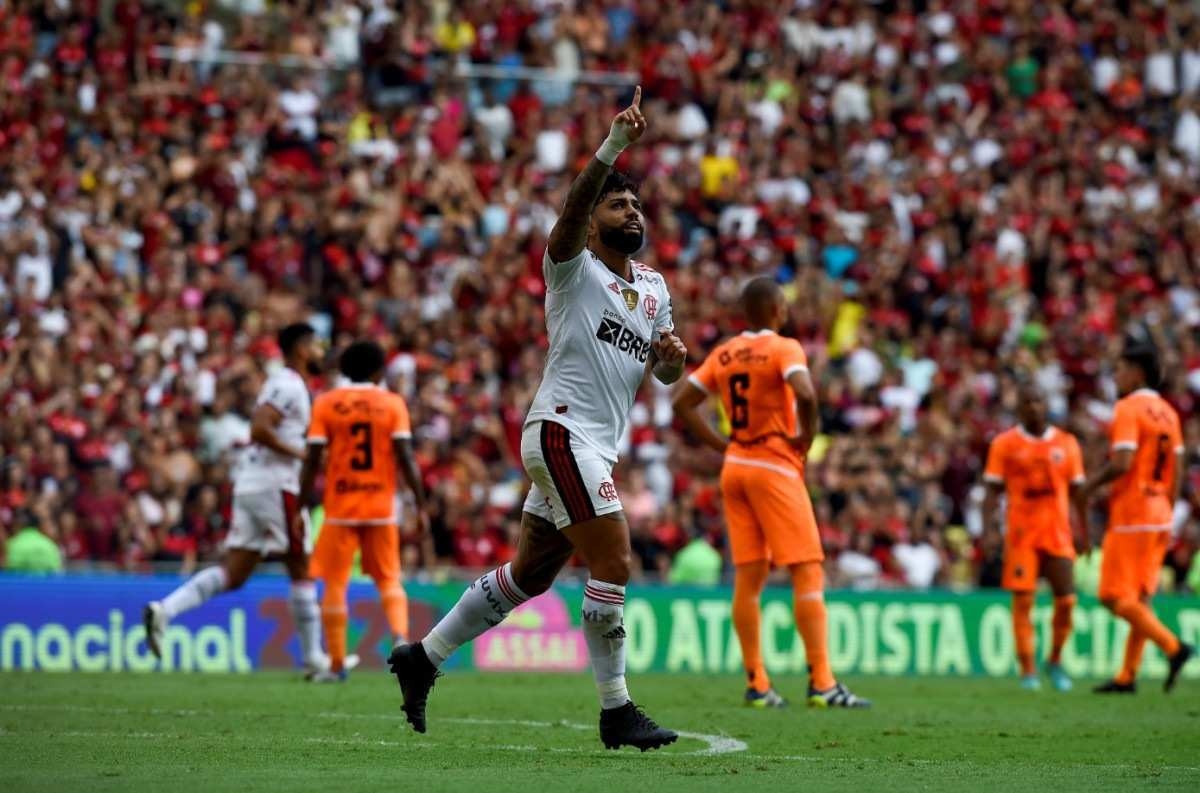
[0, 0, 1196, 590]
[3, 509, 63, 573]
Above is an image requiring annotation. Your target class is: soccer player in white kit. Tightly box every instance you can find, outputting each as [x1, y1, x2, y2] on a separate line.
[143, 323, 330, 677]
[390, 87, 687, 751]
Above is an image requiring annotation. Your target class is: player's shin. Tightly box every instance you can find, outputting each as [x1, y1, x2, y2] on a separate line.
[160, 566, 228, 619]
[791, 563, 835, 691]
[377, 581, 410, 643]
[288, 580, 324, 668]
[733, 563, 771, 693]
[1117, 628, 1147, 684]
[1111, 598, 1180, 656]
[1049, 594, 1075, 664]
[421, 563, 528, 667]
[321, 583, 349, 672]
[1011, 592, 1036, 676]
[582, 579, 630, 709]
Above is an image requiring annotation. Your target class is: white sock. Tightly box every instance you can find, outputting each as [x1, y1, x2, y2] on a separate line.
[288, 580, 323, 666]
[160, 566, 228, 620]
[422, 563, 528, 667]
[582, 579, 630, 709]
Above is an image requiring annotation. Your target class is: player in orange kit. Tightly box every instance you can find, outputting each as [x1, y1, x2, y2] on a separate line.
[1085, 340, 1193, 693]
[673, 277, 869, 709]
[296, 340, 428, 681]
[982, 382, 1088, 692]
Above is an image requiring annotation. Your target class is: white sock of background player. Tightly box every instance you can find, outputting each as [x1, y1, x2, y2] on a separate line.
[421, 562, 527, 665]
[159, 566, 228, 620]
[288, 580, 324, 667]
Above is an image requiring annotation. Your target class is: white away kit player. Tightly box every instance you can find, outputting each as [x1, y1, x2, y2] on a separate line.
[143, 323, 331, 678]
[389, 86, 687, 751]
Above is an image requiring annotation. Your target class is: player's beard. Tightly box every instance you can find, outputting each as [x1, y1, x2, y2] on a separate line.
[305, 359, 323, 376]
[598, 225, 644, 255]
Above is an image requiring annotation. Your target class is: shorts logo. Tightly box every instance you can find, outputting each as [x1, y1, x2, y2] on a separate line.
[644, 294, 658, 320]
[598, 481, 618, 501]
[621, 288, 639, 312]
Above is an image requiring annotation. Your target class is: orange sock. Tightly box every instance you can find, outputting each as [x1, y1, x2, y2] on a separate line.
[378, 581, 410, 642]
[732, 562, 771, 692]
[321, 581, 349, 673]
[1112, 598, 1180, 657]
[1116, 628, 1147, 685]
[1049, 594, 1075, 664]
[1012, 592, 1035, 676]
[792, 562, 834, 691]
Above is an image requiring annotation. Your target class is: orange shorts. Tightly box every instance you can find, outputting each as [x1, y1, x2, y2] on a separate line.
[309, 523, 400, 585]
[1002, 531, 1075, 592]
[1098, 530, 1170, 602]
[720, 458, 822, 567]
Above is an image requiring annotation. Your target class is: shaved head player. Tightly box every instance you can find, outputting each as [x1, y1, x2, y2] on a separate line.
[390, 87, 685, 751]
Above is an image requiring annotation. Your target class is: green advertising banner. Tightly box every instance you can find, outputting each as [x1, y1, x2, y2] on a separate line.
[3, 575, 1197, 679]
[473, 585, 1200, 681]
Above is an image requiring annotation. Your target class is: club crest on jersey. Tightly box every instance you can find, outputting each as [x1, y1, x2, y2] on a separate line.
[598, 481, 618, 501]
[644, 294, 658, 320]
[621, 288, 639, 312]
[1051, 448, 1065, 464]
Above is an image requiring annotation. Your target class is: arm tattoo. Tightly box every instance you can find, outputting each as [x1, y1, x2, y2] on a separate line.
[546, 157, 612, 263]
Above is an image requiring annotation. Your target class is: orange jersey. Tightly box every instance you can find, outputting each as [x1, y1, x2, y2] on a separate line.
[1108, 389, 1183, 532]
[983, 426, 1084, 554]
[689, 330, 809, 469]
[308, 384, 412, 525]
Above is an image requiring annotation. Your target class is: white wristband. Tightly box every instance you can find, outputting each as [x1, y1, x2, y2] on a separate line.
[596, 135, 627, 167]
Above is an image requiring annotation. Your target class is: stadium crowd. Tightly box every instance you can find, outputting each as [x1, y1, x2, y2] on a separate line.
[2, 0, 1200, 591]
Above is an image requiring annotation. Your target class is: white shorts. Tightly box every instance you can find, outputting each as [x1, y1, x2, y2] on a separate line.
[224, 490, 311, 557]
[520, 420, 622, 529]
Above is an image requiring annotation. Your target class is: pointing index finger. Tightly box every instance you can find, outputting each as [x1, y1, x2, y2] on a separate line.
[632, 85, 641, 109]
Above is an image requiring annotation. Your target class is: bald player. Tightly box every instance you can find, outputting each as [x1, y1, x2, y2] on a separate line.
[982, 382, 1088, 692]
[673, 277, 869, 709]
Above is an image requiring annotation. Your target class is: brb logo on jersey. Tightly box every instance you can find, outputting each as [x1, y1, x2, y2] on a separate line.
[596, 312, 651, 363]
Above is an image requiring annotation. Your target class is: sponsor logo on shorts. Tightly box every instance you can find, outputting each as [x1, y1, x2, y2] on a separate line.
[598, 481, 618, 501]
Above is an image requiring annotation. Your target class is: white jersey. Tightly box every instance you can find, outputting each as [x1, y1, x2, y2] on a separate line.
[526, 248, 674, 462]
[233, 366, 311, 495]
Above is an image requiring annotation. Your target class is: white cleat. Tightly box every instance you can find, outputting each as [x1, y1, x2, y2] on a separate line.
[143, 602, 167, 660]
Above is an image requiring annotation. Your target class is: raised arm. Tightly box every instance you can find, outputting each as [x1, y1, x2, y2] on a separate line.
[546, 86, 646, 264]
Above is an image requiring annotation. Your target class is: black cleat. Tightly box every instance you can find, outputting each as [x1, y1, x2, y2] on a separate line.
[1164, 643, 1194, 693]
[1093, 679, 1136, 694]
[599, 701, 678, 752]
[388, 642, 440, 734]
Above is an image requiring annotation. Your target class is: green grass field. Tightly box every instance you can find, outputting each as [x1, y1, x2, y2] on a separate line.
[1, 671, 1197, 792]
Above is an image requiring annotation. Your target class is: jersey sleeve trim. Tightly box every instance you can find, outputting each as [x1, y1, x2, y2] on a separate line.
[1071, 475, 1085, 485]
[1176, 446, 1186, 454]
[687, 374, 710, 394]
[782, 364, 809, 378]
[1111, 441, 1137, 451]
[307, 436, 327, 444]
[983, 474, 1004, 484]
[391, 431, 412, 440]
